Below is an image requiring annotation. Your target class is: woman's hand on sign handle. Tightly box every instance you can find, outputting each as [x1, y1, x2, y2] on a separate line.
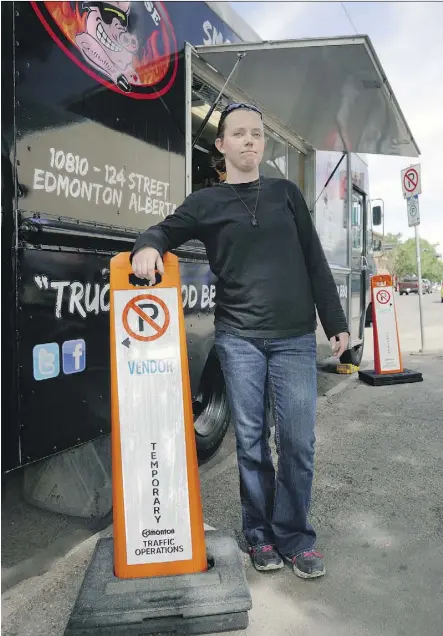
[132, 247, 164, 285]
[330, 332, 349, 358]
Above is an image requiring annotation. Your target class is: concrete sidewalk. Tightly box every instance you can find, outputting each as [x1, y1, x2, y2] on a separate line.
[2, 351, 443, 636]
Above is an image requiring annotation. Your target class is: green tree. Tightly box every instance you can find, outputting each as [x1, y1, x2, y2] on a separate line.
[384, 232, 403, 246]
[392, 238, 443, 281]
[381, 234, 403, 276]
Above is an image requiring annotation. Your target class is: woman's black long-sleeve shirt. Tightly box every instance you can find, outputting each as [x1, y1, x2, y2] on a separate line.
[131, 177, 348, 340]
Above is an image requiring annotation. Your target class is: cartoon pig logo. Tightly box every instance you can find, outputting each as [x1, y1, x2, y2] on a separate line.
[32, 0, 179, 99]
[75, 1, 140, 92]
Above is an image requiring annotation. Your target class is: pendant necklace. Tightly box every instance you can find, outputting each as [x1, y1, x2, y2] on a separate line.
[226, 177, 261, 227]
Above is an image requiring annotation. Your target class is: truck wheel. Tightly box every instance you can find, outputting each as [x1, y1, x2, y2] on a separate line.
[340, 339, 364, 366]
[193, 352, 230, 464]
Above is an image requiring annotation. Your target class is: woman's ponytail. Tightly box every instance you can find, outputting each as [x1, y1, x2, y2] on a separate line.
[212, 150, 226, 182]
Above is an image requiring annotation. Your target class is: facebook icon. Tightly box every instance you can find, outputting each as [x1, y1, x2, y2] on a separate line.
[62, 339, 86, 375]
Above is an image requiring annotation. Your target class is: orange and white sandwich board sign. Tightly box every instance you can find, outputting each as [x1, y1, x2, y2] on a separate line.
[110, 252, 207, 579]
[371, 275, 403, 375]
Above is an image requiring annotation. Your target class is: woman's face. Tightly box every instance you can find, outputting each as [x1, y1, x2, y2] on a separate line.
[216, 109, 265, 174]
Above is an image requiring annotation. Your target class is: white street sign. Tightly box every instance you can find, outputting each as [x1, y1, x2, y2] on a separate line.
[407, 195, 420, 227]
[373, 283, 402, 373]
[401, 164, 421, 198]
[113, 288, 193, 565]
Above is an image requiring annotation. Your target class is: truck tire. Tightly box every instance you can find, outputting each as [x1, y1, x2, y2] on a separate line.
[340, 338, 364, 366]
[193, 351, 230, 464]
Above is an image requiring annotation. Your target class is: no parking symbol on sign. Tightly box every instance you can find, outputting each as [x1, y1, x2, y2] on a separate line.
[376, 289, 391, 305]
[401, 164, 421, 198]
[122, 294, 170, 343]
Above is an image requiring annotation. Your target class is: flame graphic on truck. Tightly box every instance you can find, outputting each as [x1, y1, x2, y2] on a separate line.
[31, 1, 178, 99]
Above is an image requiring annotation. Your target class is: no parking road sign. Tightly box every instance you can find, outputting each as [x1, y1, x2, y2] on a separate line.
[401, 164, 421, 198]
[359, 273, 423, 388]
[65, 253, 251, 635]
[114, 286, 194, 569]
[109, 253, 207, 580]
[372, 275, 403, 374]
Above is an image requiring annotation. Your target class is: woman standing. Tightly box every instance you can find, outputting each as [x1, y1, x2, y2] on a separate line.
[131, 103, 349, 579]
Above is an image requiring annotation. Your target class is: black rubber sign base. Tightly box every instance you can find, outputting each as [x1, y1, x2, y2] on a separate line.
[358, 368, 423, 386]
[64, 531, 251, 636]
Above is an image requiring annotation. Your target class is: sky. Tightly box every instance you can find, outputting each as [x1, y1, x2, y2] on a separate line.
[231, 1, 443, 253]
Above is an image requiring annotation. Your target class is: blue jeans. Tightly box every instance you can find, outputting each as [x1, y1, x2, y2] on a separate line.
[215, 330, 317, 558]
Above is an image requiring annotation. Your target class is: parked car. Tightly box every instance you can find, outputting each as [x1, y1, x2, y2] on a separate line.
[398, 276, 419, 295]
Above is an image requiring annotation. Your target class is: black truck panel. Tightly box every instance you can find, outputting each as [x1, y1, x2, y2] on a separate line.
[2, 1, 240, 470]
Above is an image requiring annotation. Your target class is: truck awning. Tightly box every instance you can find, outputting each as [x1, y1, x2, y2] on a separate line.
[194, 36, 420, 157]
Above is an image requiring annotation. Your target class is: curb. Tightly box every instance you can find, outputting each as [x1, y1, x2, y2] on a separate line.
[322, 376, 357, 399]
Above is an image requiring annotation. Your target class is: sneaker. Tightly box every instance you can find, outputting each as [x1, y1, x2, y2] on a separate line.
[285, 550, 326, 579]
[249, 544, 284, 571]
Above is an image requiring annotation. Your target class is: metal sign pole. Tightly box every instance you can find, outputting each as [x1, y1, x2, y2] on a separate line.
[403, 163, 424, 354]
[414, 225, 425, 352]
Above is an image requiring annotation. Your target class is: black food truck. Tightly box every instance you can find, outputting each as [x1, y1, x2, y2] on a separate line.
[2, 1, 419, 517]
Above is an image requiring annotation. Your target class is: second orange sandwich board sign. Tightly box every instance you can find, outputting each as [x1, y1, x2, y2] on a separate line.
[358, 275, 423, 387]
[372, 276, 403, 375]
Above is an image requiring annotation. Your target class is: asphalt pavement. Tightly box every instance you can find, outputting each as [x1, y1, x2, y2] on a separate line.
[201, 350, 443, 636]
[2, 292, 442, 636]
